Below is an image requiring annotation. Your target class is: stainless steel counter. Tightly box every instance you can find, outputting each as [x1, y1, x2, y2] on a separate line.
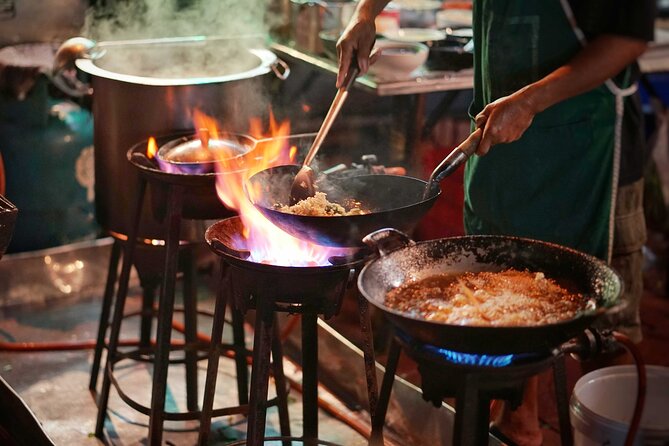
[271, 42, 474, 96]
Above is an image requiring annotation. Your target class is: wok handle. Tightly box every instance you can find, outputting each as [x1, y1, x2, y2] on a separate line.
[423, 127, 483, 200]
[362, 228, 416, 257]
[270, 58, 291, 80]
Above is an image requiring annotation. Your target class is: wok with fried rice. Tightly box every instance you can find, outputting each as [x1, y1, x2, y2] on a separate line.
[246, 164, 440, 247]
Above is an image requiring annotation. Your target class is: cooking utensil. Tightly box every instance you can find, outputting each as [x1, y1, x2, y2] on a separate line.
[289, 62, 360, 204]
[249, 167, 437, 246]
[247, 128, 481, 247]
[423, 127, 482, 199]
[358, 228, 623, 354]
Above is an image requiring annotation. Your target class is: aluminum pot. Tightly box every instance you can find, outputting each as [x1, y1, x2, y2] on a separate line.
[53, 36, 289, 240]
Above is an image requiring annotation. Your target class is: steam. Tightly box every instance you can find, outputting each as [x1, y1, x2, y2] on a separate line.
[81, 0, 282, 134]
[82, 0, 270, 42]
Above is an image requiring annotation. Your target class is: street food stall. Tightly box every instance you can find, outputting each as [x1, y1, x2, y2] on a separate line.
[0, 1, 668, 446]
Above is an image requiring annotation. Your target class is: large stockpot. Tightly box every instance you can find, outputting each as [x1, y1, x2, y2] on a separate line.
[53, 36, 289, 240]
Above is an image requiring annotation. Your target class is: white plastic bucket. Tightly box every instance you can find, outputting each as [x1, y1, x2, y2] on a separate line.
[570, 365, 669, 446]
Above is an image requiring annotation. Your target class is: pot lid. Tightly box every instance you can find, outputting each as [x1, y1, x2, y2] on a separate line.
[75, 37, 277, 86]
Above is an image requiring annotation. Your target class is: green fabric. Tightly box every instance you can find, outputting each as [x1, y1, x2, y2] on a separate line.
[464, 0, 617, 260]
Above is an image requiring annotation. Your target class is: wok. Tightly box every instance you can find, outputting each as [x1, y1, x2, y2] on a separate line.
[357, 229, 623, 354]
[247, 129, 481, 247]
[247, 165, 440, 246]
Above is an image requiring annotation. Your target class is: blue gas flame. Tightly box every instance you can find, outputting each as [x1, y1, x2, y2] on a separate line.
[426, 345, 515, 367]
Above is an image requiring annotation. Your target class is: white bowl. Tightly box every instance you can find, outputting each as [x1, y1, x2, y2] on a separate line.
[381, 27, 446, 43]
[368, 40, 429, 80]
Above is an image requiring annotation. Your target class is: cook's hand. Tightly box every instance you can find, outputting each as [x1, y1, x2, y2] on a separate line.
[336, 17, 376, 88]
[474, 90, 540, 156]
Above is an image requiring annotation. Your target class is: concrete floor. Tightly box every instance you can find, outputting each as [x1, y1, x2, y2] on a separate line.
[1, 228, 666, 445]
[0, 245, 369, 446]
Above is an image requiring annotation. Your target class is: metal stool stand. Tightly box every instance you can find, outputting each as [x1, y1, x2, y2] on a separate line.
[92, 170, 249, 444]
[200, 217, 360, 446]
[198, 259, 291, 445]
[89, 237, 176, 396]
[366, 335, 574, 446]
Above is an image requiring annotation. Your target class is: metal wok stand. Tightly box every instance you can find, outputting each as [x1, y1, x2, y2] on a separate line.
[200, 217, 360, 446]
[92, 139, 259, 445]
[364, 331, 574, 446]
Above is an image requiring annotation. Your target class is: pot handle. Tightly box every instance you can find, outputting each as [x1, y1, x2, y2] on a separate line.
[362, 228, 415, 257]
[50, 37, 104, 97]
[271, 58, 291, 80]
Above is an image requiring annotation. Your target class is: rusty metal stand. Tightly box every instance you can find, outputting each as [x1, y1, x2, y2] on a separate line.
[197, 260, 291, 446]
[365, 333, 574, 446]
[92, 175, 248, 445]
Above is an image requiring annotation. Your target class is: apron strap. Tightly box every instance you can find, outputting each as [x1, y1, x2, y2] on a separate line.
[558, 0, 638, 262]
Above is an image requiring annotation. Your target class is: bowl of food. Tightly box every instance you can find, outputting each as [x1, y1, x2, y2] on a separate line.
[368, 40, 429, 80]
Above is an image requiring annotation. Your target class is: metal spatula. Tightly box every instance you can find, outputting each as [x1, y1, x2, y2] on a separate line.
[422, 127, 483, 200]
[289, 62, 360, 205]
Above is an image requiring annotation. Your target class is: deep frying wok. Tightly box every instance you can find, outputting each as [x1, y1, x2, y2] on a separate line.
[247, 165, 440, 246]
[357, 229, 623, 354]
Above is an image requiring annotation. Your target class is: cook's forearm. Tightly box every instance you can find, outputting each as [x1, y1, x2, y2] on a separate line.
[352, 0, 391, 22]
[520, 35, 648, 114]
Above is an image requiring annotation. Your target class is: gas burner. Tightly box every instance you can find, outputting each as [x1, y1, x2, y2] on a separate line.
[199, 216, 369, 445]
[370, 332, 572, 446]
[126, 133, 234, 222]
[154, 130, 255, 175]
[396, 330, 550, 368]
[205, 217, 367, 316]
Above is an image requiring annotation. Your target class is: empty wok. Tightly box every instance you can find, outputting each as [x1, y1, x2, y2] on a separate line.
[357, 229, 623, 354]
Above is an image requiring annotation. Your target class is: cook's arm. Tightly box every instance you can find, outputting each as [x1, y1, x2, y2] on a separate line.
[336, 0, 391, 87]
[475, 35, 648, 155]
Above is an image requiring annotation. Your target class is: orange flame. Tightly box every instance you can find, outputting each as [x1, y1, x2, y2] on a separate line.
[146, 137, 157, 159]
[198, 109, 341, 266]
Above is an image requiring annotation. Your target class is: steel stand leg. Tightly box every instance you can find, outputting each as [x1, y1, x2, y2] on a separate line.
[95, 178, 146, 438]
[453, 374, 490, 446]
[182, 246, 199, 412]
[357, 293, 380, 425]
[302, 312, 319, 445]
[139, 283, 156, 349]
[370, 335, 401, 446]
[271, 321, 291, 440]
[148, 185, 184, 445]
[246, 298, 275, 446]
[89, 239, 122, 394]
[232, 307, 249, 406]
[553, 355, 573, 446]
[197, 260, 230, 446]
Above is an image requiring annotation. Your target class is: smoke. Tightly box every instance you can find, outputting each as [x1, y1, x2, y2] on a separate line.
[82, 0, 270, 42]
[80, 0, 282, 133]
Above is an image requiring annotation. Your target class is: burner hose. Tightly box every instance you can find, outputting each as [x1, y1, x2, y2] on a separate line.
[612, 331, 647, 446]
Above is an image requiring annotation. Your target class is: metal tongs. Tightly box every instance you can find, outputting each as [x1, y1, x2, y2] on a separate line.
[289, 61, 360, 205]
